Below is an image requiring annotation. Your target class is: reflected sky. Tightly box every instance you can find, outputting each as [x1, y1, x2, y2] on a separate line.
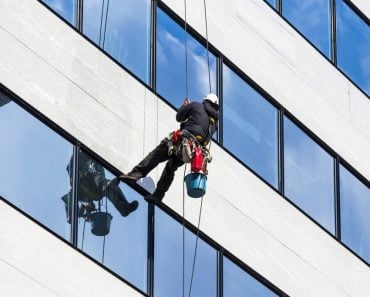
[83, 0, 150, 83]
[156, 8, 217, 108]
[336, 0, 370, 96]
[223, 64, 278, 188]
[284, 116, 335, 233]
[265, 0, 277, 9]
[154, 208, 217, 297]
[0, 98, 72, 240]
[283, 0, 331, 58]
[42, 0, 77, 26]
[340, 165, 370, 264]
[224, 257, 278, 297]
[77, 159, 148, 292]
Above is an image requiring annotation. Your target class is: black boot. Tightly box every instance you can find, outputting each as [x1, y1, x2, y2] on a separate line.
[119, 172, 142, 183]
[120, 200, 139, 216]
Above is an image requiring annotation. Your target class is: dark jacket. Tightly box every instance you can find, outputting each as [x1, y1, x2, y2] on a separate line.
[176, 100, 219, 145]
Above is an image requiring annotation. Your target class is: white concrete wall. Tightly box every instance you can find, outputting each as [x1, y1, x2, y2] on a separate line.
[350, 0, 370, 18]
[0, 200, 142, 297]
[0, 1, 369, 297]
[162, 0, 370, 181]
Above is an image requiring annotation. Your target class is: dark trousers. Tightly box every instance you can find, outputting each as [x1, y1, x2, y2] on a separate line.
[130, 138, 184, 199]
[78, 176, 131, 216]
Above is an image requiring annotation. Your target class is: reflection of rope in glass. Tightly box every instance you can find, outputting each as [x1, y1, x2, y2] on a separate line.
[98, 0, 110, 49]
[98, 0, 105, 47]
[82, 217, 86, 251]
[184, 0, 188, 100]
[101, 194, 110, 264]
[102, 0, 110, 49]
[182, 163, 187, 297]
[203, 0, 212, 93]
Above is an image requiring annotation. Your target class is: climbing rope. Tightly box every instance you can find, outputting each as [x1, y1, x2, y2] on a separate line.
[182, 162, 188, 297]
[181, 0, 213, 296]
[182, 0, 188, 295]
[184, 0, 189, 99]
[203, 0, 212, 94]
[188, 192, 204, 297]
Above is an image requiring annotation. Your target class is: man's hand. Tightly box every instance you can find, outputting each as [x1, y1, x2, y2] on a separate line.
[182, 98, 190, 106]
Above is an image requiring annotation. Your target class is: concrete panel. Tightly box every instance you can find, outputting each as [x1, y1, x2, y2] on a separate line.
[350, 0, 370, 18]
[0, 201, 142, 297]
[162, 0, 370, 180]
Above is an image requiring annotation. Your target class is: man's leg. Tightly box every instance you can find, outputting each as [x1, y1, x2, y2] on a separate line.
[147, 156, 184, 202]
[103, 180, 139, 217]
[121, 138, 171, 181]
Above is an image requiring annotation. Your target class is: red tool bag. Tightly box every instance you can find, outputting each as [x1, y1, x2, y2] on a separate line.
[191, 147, 203, 173]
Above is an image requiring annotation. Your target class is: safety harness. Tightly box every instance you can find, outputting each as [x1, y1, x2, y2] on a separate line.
[167, 115, 215, 175]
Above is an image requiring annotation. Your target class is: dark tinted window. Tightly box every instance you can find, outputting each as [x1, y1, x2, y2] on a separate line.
[223, 64, 279, 188]
[284, 116, 335, 233]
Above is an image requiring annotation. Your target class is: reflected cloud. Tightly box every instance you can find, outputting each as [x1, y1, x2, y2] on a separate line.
[284, 0, 330, 57]
[156, 12, 216, 105]
[337, 0, 370, 96]
[284, 118, 335, 232]
[42, 0, 76, 25]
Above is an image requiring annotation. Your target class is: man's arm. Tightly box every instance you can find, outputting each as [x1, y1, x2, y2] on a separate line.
[176, 98, 192, 122]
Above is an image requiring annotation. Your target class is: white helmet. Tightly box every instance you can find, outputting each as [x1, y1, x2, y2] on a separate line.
[203, 93, 219, 105]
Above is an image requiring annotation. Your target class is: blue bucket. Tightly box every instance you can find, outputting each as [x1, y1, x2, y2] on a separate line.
[89, 212, 113, 236]
[184, 173, 207, 198]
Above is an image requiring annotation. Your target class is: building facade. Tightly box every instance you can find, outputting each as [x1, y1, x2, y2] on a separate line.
[0, 0, 369, 296]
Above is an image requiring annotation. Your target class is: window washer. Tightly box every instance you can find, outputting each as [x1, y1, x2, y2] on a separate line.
[62, 153, 139, 223]
[120, 93, 219, 203]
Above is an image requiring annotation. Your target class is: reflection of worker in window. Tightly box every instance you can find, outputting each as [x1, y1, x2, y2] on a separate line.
[62, 152, 138, 223]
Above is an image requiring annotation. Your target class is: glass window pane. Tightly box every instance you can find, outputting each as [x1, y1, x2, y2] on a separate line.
[284, 116, 335, 233]
[224, 257, 278, 297]
[0, 92, 72, 241]
[265, 0, 277, 8]
[156, 8, 217, 108]
[42, 0, 77, 26]
[154, 208, 217, 297]
[337, 0, 370, 96]
[83, 0, 151, 83]
[223, 64, 278, 188]
[340, 165, 370, 264]
[76, 150, 147, 291]
[282, 0, 331, 58]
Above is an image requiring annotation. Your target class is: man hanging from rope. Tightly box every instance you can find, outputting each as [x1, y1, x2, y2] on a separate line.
[120, 93, 219, 203]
